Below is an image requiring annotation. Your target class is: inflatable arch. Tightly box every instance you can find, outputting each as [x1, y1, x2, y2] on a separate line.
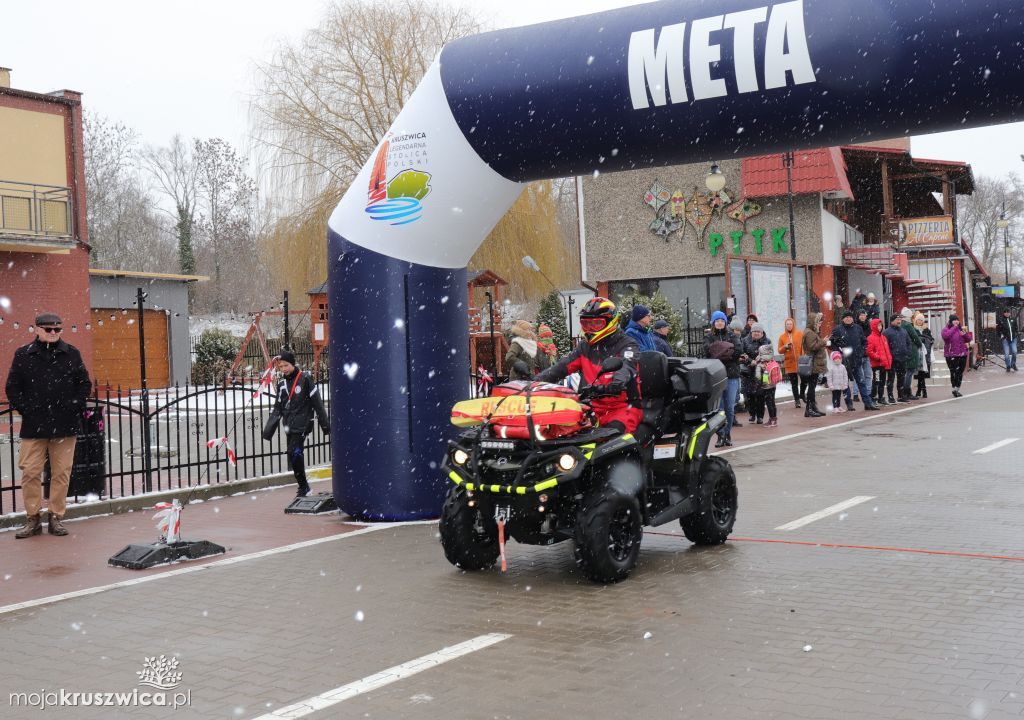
[327, 0, 1023, 520]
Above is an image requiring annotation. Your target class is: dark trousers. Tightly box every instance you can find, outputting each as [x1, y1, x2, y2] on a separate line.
[889, 360, 905, 398]
[901, 367, 915, 397]
[805, 374, 820, 408]
[750, 388, 777, 421]
[832, 389, 843, 408]
[787, 372, 808, 403]
[946, 356, 967, 388]
[286, 433, 308, 488]
[872, 368, 883, 399]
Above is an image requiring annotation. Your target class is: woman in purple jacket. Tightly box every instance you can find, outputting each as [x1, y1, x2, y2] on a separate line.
[940, 314, 973, 398]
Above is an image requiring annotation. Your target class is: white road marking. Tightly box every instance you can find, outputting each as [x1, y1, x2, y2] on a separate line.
[716, 380, 1024, 456]
[0, 521, 438, 616]
[251, 634, 512, 719]
[775, 496, 876, 531]
[972, 438, 1020, 455]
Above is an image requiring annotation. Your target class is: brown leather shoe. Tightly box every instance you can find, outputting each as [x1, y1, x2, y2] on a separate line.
[15, 515, 42, 539]
[48, 514, 69, 536]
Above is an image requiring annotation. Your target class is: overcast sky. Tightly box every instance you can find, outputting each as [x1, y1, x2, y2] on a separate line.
[5, 0, 1023, 181]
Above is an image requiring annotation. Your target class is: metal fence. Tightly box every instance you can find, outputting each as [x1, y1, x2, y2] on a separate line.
[0, 380, 331, 515]
[190, 337, 324, 377]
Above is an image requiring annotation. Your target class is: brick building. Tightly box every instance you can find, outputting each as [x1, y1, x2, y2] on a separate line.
[0, 68, 92, 398]
[580, 139, 979, 351]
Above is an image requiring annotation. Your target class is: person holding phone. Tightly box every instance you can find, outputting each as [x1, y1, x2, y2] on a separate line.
[777, 317, 805, 409]
[940, 314, 973, 397]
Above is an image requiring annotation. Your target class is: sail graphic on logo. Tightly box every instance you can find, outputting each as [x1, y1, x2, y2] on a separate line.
[365, 139, 431, 226]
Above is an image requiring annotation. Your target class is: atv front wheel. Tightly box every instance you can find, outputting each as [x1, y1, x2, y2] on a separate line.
[679, 456, 738, 545]
[573, 489, 643, 583]
[439, 488, 499, 571]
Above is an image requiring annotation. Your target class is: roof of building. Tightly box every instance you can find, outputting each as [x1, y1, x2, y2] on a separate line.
[467, 269, 508, 286]
[961, 239, 990, 279]
[0, 85, 81, 106]
[308, 281, 328, 295]
[89, 269, 209, 283]
[741, 147, 854, 200]
[841, 145, 975, 195]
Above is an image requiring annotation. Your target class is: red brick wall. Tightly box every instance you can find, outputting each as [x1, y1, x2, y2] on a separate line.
[0, 88, 93, 401]
[0, 247, 94, 397]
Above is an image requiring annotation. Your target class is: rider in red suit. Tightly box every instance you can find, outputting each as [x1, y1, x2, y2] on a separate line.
[537, 297, 643, 434]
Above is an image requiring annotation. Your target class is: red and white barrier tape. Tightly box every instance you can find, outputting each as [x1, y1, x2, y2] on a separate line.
[153, 500, 182, 544]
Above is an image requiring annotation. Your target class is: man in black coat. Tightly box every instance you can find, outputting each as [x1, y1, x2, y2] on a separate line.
[268, 351, 330, 496]
[5, 313, 92, 538]
[997, 307, 1019, 372]
[830, 311, 878, 410]
[882, 315, 912, 402]
[651, 319, 673, 355]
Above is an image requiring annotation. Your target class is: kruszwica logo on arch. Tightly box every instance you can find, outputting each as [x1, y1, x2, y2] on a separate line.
[365, 132, 432, 226]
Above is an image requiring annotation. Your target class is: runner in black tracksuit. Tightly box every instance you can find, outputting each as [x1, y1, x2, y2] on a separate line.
[271, 351, 330, 496]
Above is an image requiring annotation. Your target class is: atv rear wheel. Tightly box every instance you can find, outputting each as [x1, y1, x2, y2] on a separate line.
[439, 488, 499, 571]
[573, 489, 643, 583]
[680, 456, 738, 545]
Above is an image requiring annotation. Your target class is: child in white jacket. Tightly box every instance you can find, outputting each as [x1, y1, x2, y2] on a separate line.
[826, 350, 851, 412]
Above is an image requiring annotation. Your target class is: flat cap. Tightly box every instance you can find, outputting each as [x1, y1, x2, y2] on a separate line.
[35, 313, 62, 326]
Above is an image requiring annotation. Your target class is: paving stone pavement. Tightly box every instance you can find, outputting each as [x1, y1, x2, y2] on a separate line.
[0, 383, 1021, 720]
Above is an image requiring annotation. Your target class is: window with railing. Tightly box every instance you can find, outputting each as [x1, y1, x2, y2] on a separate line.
[0, 180, 72, 238]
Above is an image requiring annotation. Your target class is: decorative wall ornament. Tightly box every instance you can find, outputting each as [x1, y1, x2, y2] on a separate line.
[725, 197, 763, 230]
[642, 183, 748, 246]
[644, 181, 683, 239]
[685, 189, 714, 248]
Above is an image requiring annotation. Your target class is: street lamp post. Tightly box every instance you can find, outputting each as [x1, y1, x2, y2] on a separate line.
[783, 151, 798, 261]
[705, 162, 726, 193]
[997, 202, 1011, 283]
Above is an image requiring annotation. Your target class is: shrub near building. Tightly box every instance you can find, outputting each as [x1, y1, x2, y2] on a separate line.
[191, 329, 240, 385]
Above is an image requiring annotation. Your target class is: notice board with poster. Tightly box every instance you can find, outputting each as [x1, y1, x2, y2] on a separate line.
[900, 216, 954, 246]
[750, 263, 791, 350]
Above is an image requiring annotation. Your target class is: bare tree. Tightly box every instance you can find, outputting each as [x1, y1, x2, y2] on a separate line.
[251, 0, 481, 208]
[194, 138, 258, 312]
[83, 112, 175, 271]
[141, 136, 200, 280]
[958, 173, 1024, 283]
[249, 1, 482, 302]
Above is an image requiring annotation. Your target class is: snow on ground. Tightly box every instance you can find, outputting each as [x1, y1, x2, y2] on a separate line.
[190, 313, 279, 339]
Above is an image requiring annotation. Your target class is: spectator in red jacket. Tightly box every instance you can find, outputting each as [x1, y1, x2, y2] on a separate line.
[866, 318, 893, 406]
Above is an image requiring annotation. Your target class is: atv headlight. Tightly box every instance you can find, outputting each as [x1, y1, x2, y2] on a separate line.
[557, 453, 577, 472]
[452, 448, 469, 466]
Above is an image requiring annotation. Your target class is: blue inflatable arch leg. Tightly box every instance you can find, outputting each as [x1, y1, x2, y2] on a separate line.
[329, 0, 1024, 520]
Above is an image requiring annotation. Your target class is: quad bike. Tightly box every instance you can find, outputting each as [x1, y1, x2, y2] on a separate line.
[439, 351, 738, 583]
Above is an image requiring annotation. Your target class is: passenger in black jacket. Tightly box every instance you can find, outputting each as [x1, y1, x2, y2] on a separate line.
[269, 351, 330, 496]
[5, 313, 92, 538]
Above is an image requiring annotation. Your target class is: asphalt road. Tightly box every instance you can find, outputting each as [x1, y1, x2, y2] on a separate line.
[1, 383, 1022, 719]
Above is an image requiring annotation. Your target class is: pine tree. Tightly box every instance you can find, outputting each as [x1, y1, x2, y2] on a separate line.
[616, 290, 686, 351]
[536, 290, 572, 355]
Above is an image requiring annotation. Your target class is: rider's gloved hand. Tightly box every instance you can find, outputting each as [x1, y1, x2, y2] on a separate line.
[592, 382, 625, 397]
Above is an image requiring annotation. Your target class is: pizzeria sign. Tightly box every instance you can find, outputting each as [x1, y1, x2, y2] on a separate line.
[900, 215, 954, 246]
